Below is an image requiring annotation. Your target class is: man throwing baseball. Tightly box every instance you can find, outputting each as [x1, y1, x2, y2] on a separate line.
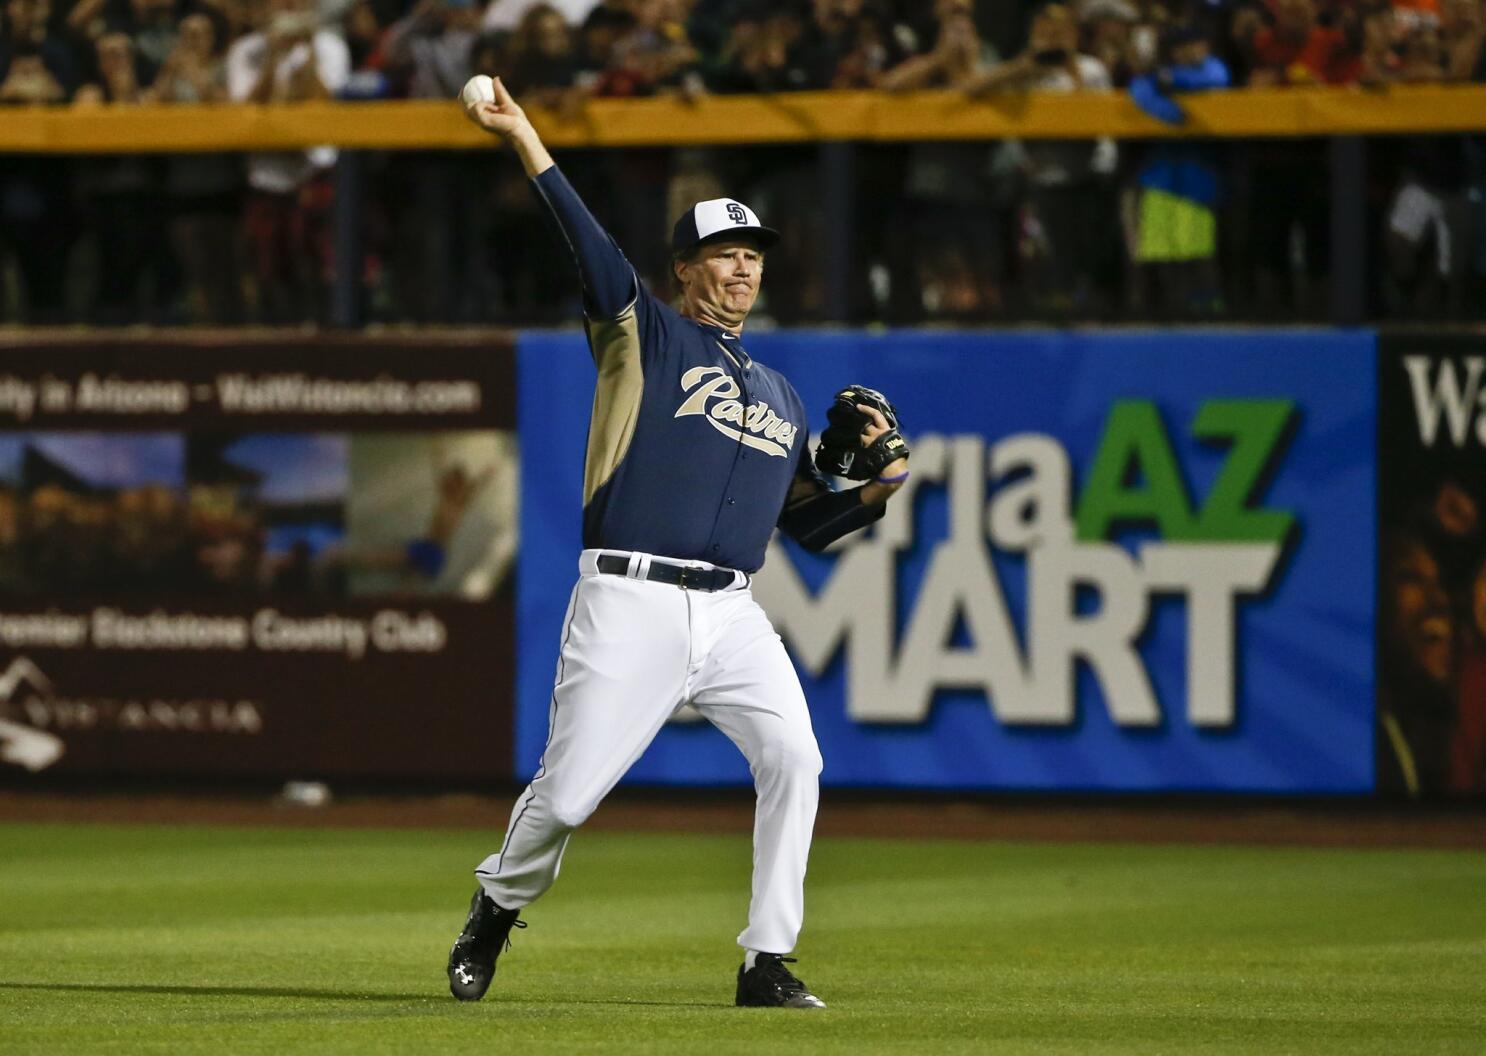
[450, 76, 910, 1009]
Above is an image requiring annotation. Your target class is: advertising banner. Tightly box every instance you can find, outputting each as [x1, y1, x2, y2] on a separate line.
[518, 330, 1376, 792]
[1378, 333, 1486, 799]
[0, 337, 517, 781]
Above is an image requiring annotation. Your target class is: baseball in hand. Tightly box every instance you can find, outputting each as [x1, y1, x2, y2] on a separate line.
[461, 74, 495, 110]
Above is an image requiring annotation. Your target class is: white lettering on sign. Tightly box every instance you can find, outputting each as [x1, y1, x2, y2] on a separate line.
[753, 433, 1283, 729]
[0, 607, 451, 661]
[74, 374, 190, 414]
[1403, 355, 1486, 446]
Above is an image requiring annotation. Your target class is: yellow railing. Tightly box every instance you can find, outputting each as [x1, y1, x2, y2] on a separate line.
[3, 86, 1486, 153]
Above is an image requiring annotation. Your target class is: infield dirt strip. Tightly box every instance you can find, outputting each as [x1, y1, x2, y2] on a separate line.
[0, 791, 1481, 848]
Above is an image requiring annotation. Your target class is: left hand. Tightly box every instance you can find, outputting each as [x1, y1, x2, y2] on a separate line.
[857, 403, 908, 480]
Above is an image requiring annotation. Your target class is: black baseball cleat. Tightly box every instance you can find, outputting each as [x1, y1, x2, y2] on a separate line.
[447, 889, 525, 1001]
[735, 953, 827, 1009]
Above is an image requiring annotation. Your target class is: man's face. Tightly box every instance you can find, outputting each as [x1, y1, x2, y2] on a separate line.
[1030, 9, 1077, 52]
[97, 32, 133, 74]
[675, 240, 765, 327]
[180, 14, 214, 55]
[532, 11, 570, 56]
[5, 0, 36, 38]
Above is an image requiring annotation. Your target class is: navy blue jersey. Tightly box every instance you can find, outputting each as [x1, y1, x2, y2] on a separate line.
[533, 165, 882, 573]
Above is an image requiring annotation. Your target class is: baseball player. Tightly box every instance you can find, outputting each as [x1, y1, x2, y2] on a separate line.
[450, 77, 911, 1009]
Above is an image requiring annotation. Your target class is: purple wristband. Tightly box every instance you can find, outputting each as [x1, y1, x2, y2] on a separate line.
[875, 469, 910, 484]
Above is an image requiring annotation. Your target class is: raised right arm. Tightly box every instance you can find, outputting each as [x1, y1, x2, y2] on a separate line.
[466, 77, 636, 318]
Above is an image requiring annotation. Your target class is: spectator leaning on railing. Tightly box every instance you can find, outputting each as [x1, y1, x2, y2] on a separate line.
[77, 29, 144, 102]
[1, 0, 77, 102]
[4, 0, 1486, 329]
[341, 0, 391, 96]
[601, 0, 701, 97]
[0, 0, 79, 325]
[706, 2, 804, 93]
[1226, 0, 1360, 317]
[1077, 0, 1147, 87]
[876, 0, 1003, 321]
[228, 0, 350, 323]
[1241, 0, 1361, 84]
[129, 0, 180, 83]
[384, 0, 477, 98]
[503, 2, 584, 103]
[1373, 0, 1485, 316]
[481, 0, 600, 35]
[1128, 22, 1231, 317]
[153, 11, 244, 324]
[1444, 0, 1486, 77]
[878, 0, 987, 91]
[384, 0, 480, 321]
[469, 3, 583, 323]
[151, 9, 225, 101]
[791, 0, 911, 89]
[965, 2, 1120, 316]
[573, 1, 634, 84]
[74, 31, 179, 325]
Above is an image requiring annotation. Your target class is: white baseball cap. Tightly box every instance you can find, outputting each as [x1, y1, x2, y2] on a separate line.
[671, 198, 780, 255]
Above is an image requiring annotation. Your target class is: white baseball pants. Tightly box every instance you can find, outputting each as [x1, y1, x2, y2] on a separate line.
[475, 549, 823, 955]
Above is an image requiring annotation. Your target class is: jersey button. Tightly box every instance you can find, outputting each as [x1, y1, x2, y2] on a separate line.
[711, 544, 720, 552]
[727, 498, 736, 505]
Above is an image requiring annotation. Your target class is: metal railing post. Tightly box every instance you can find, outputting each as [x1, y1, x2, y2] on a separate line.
[1329, 136, 1367, 327]
[819, 141, 856, 324]
[331, 150, 366, 329]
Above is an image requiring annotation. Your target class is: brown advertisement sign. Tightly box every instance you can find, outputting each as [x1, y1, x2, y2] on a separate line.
[0, 335, 517, 782]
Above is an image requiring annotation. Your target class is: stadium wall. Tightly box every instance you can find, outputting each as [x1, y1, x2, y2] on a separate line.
[1, 329, 1480, 798]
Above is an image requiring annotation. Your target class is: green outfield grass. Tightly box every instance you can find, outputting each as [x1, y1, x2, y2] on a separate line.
[0, 822, 1483, 1055]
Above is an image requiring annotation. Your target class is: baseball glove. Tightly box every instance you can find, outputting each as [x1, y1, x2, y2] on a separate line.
[813, 385, 910, 481]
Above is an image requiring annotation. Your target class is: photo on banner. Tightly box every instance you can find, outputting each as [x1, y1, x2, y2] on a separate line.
[1378, 333, 1486, 799]
[185, 433, 348, 597]
[347, 432, 518, 600]
[0, 433, 186, 597]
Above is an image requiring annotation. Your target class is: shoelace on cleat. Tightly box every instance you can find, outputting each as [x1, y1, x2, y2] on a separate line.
[463, 911, 526, 957]
[754, 956, 809, 995]
[503, 918, 527, 952]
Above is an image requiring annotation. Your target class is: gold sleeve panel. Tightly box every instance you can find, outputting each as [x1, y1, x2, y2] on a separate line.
[583, 304, 645, 506]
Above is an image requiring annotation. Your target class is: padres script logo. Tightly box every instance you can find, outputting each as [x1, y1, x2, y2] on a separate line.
[674, 366, 799, 458]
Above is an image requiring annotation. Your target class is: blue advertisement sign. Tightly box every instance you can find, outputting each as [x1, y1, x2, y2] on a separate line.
[517, 330, 1376, 792]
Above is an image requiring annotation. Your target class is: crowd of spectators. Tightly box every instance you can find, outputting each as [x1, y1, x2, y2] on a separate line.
[1, 0, 1485, 324]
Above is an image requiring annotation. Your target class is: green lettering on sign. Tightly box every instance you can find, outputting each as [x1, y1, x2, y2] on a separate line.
[1076, 400, 1195, 542]
[1189, 399, 1296, 544]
